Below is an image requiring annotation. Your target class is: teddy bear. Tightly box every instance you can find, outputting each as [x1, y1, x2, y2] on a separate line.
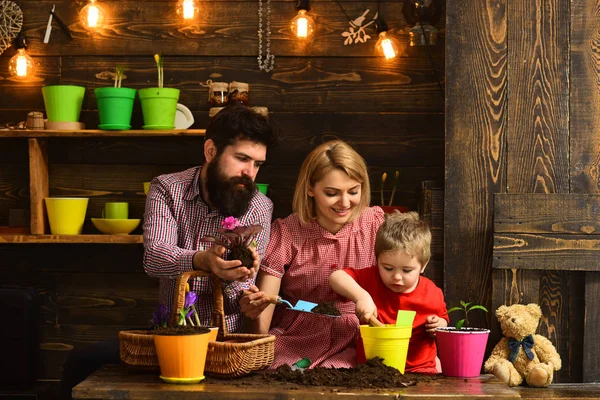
[484, 303, 561, 387]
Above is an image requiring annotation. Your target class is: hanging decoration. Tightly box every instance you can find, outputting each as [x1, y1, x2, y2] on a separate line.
[257, 0, 274, 72]
[79, 0, 106, 31]
[8, 32, 34, 79]
[0, 0, 23, 55]
[290, 0, 315, 41]
[341, 9, 376, 46]
[177, 0, 198, 21]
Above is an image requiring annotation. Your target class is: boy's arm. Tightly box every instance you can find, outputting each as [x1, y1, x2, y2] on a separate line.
[329, 270, 377, 323]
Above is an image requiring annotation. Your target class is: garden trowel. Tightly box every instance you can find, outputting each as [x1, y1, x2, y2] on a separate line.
[245, 291, 339, 317]
[396, 310, 416, 327]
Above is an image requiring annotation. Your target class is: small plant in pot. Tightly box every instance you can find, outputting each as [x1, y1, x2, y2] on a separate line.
[435, 301, 489, 378]
[152, 291, 212, 384]
[201, 216, 263, 268]
[139, 54, 180, 130]
[377, 171, 409, 213]
[95, 66, 137, 130]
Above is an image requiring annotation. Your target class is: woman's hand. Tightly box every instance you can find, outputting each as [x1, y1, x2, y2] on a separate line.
[239, 285, 273, 320]
[425, 315, 447, 336]
[355, 293, 378, 324]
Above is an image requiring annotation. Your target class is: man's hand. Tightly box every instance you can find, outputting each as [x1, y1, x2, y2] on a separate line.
[425, 315, 447, 335]
[239, 285, 272, 320]
[193, 245, 251, 281]
[355, 293, 378, 324]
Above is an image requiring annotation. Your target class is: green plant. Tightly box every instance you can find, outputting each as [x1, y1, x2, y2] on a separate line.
[380, 170, 400, 206]
[447, 300, 488, 330]
[154, 53, 163, 88]
[114, 66, 124, 88]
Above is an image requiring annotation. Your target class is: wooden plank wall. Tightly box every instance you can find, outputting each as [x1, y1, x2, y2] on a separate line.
[0, 0, 446, 382]
[448, 0, 598, 383]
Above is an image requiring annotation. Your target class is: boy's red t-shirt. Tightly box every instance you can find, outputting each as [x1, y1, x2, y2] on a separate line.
[344, 266, 449, 373]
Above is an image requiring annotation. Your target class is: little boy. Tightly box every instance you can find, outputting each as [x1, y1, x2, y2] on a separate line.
[329, 211, 449, 373]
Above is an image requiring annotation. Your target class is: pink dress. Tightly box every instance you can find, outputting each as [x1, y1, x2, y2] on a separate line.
[260, 207, 385, 368]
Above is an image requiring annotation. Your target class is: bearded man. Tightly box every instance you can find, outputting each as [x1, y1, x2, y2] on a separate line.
[143, 104, 279, 332]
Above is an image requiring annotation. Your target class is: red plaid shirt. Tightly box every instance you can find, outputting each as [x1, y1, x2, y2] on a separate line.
[261, 207, 385, 368]
[143, 166, 273, 333]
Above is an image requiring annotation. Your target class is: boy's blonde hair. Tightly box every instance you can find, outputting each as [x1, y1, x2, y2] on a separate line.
[293, 140, 371, 225]
[375, 211, 431, 266]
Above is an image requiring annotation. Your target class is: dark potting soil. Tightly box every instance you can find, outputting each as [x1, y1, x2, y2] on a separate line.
[204, 358, 441, 390]
[268, 358, 414, 388]
[152, 325, 210, 336]
[230, 246, 254, 268]
[310, 301, 342, 316]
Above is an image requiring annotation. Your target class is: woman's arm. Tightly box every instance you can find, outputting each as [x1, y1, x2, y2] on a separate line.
[240, 272, 282, 334]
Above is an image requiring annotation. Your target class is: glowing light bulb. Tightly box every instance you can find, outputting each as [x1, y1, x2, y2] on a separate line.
[375, 31, 399, 60]
[79, 0, 106, 30]
[177, 0, 198, 20]
[9, 48, 35, 80]
[291, 10, 315, 40]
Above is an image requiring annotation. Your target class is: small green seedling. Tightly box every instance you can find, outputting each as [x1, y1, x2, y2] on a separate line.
[447, 300, 488, 330]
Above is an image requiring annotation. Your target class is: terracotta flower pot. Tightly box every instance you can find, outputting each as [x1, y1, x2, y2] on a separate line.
[154, 330, 210, 383]
[379, 205, 409, 214]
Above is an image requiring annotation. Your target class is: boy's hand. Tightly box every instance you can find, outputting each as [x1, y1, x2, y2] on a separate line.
[355, 294, 378, 324]
[425, 315, 447, 336]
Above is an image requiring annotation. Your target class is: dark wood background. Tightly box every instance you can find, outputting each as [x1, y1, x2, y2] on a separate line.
[0, 0, 445, 388]
[446, 0, 599, 384]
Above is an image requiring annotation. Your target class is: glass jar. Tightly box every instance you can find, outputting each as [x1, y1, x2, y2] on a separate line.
[228, 81, 249, 105]
[208, 81, 229, 107]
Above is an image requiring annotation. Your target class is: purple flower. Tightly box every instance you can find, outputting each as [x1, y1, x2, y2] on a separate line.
[184, 291, 197, 309]
[222, 216, 240, 230]
[152, 304, 170, 327]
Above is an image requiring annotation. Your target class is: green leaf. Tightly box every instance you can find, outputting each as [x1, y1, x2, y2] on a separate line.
[447, 307, 463, 314]
[460, 300, 467, 307]
[469, 305, 488, 313]
[456, 319, 465, 330]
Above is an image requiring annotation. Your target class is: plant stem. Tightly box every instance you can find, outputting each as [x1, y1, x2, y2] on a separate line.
[381, 172, 387, 206]
[388, 170, 400, 206]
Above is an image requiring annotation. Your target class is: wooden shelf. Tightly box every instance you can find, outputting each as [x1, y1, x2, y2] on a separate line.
[0, 234, 143, 244]
[0, 129, 206, 138]
[0, 129, 205, 242]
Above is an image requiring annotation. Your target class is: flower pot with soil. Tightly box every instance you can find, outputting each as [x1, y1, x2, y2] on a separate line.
[95, 66, 137, 130]
[139, 54, 180, 129]
[435, 301, 489, 378]
[152, 292, 211, 383]
[376, 171, 408, 213]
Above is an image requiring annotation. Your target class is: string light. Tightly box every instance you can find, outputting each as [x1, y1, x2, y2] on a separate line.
[177, 0, 198, 20]
[374, 17, 399, 60]
[79, 0, 106, 30]
[8, 33, 34, 80]
[290, 0, 315, 40]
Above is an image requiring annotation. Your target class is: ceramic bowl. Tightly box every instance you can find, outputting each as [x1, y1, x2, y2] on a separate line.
[91, 218, 141, 235]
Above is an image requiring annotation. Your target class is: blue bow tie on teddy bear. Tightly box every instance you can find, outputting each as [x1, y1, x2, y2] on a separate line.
[508, 334, 535, 362]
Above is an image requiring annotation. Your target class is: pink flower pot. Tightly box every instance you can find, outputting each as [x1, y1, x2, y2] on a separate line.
[435, 327, 490, 377]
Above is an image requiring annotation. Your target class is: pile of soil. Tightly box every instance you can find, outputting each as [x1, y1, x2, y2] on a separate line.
[267, 358, 417, 389]
[230, 246, 253, 268]
[152, 326, 209, 336]
[310, 302, 342, 316]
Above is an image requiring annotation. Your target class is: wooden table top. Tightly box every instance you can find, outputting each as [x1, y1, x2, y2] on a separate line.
[72, 365, 600, 400]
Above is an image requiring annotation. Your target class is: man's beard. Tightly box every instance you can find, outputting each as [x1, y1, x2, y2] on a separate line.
[205, 158, 256, 218]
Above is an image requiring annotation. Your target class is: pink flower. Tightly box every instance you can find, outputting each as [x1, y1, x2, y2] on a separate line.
[222, 216, 240, 230]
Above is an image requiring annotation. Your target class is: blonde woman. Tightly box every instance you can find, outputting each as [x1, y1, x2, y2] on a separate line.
[241, 140, 385, 368]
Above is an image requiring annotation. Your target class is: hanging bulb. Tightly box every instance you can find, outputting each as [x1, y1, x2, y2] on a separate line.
[79, 0, 106, 30]
[409, 23, 438, 46]
[177, 0, 198, 20]
[290, 0, 315, 40]
[8, 34, 35, 80]
[374, 17, 400, 60]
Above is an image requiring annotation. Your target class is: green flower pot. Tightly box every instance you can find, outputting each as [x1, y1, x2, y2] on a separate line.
[42, 85, 86, 122]
[95, 87, 137, 130]
[138, 88, 180, 130]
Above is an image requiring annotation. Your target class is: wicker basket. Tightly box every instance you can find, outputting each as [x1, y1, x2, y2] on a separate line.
[119, 270, 275, 377]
